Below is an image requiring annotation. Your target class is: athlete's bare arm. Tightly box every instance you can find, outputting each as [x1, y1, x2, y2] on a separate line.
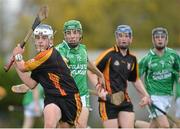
[13, 44, 37, 89]
[132, 79, 151, 107]
[87, 60, 105, 87]
[14, 65, 37, 89]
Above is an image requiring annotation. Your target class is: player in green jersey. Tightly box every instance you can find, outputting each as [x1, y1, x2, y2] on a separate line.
[139, 27, 180, 128]
[11, 20, 105, 128]
[12, 83, 44, 128]
[55, 20, 105, 128]
[22, 84, 44, 128]
[173, 68, 180, 127]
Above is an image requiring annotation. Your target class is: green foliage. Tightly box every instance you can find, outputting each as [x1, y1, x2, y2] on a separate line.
[1, 1, 180, 126]
[0, 64, 23, 109]
[10, 0, 180, 51]
[1, 0, 180, 99]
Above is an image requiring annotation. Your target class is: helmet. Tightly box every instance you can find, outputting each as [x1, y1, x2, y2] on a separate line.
[115, 25, 133, 37]
[152, 27, 168, 38]
[63, 20, 82, 33]
[33, 24, 53, 39]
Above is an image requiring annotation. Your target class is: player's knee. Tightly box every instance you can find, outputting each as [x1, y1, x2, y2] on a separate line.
[158, 123, 170, 128]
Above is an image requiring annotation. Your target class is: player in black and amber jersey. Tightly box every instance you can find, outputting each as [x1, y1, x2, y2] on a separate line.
[95, 25, 151, 128]
[12, 24, 81, 128]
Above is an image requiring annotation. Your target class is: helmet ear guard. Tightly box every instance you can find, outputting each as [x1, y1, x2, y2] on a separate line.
[115, 25, 133, 37]
[33, 24, 54, 39]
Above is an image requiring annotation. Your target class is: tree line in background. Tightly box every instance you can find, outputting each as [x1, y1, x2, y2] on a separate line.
[0, 0, 180, 109]
[1, 0, 180, 81]
[12, 0, 180, 50]
[1, 0, 180, 80]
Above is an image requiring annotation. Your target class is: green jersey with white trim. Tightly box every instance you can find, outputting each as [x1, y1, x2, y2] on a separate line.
[139, 47, 180, 96]
[175, 81, 180, 98]
[175, 55, 180, 98]
[56, 40, 88, 96]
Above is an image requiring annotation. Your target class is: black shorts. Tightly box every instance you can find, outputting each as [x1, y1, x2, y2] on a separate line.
[44, 93, 82, 125]
[99, 100, 134, 121]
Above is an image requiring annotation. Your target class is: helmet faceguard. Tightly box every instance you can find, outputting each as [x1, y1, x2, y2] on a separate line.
[152, 27, 168, 40]
[33, 24, 54, 52]
[152, 27, 168, 50]
[63, 20, 83, 48]
[114, 25, 133, 50]
[34, 24, 53, 39]
[115, 25, 133, 38]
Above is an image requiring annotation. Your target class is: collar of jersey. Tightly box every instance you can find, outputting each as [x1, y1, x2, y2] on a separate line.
[114, 44, 129, 55]
[150, 47, 167, 56]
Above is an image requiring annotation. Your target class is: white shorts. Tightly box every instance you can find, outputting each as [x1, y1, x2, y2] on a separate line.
[148, 95, 172, 119]
[24, 99, 44, 117]
[81, 94, 90, 108]
[175, 97, 180, 118]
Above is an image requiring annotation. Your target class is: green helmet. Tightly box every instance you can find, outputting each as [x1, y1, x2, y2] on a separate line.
[63, 20, 82, 32]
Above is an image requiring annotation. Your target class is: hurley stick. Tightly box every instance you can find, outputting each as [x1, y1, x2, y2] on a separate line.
[4, 5, 48, 72]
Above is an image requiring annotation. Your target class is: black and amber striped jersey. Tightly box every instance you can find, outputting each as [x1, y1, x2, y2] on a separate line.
[96, 45, 139, 94]
[24, 47, 79, 97]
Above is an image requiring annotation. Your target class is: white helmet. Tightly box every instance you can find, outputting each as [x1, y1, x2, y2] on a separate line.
[33, 24, 53, 39]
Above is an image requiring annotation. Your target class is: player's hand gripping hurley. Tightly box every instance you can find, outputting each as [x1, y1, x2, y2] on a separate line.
[4, 5, 48, 72]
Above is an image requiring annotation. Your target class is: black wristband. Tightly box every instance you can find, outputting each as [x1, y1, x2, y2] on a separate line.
[106, 94, 111, 102]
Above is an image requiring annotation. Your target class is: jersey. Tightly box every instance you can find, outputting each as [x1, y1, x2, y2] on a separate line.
[23, 84, 44, 106]
[55, 40, 88, 96]
[175, 52, 180, 98]
[139, 47, 180, 96]
[175, 81, 180, 98]
[24, 47, 79, 97]
[96, 45, 138, 101]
